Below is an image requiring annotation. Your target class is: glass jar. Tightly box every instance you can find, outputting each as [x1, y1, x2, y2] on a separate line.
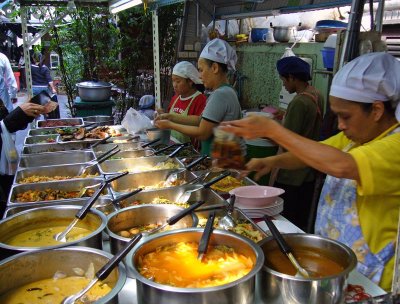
[211, 126, 246, 170]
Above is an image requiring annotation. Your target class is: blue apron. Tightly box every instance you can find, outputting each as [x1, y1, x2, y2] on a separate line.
[315, 127, 400, 284]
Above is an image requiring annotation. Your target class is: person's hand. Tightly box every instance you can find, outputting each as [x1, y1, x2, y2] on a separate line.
[43, 101, 58, 114]
[220, 115, 279, 139]
[154, 113, 170, 122]
[154, 119, 172, 130]
[19, 102, 46, 118]
[246, 157, 275, 181]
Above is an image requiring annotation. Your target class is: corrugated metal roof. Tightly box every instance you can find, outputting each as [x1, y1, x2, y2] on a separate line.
[17, 0, 108, 7]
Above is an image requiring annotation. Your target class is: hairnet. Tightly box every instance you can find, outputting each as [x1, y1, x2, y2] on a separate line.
[172, 61, 202, 84]
[330, 52, 400, 121]
[276, 56, 311, 80]
[139, 95, 155, 109]
[200, 38, 237, 71]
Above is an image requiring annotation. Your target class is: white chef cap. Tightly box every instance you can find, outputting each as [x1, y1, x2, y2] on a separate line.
[139, 95, 155, 109]
[330, 52, 400, 121]
[200, 38, 237, 71]
[172, 61, 202, 84]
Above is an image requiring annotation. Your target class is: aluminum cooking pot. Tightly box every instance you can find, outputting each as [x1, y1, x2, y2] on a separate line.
[76, 80, 113, 102]
[256, 233, 357, 304]
[270, 23, 299, 42]
[127, 228, 264, 304]
[0, 246, 126, 304]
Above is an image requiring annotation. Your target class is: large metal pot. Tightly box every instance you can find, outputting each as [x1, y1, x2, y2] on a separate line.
[270, 24, 298, 42]
[127, 228, 264, 304]
[0, 205, 107, 259]
[256, 233, 357, 304]
[0, 246, 126, 304]
[76, 80, 112, 102]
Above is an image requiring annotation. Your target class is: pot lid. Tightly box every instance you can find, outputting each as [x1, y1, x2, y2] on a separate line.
[76, 81, 112, 88]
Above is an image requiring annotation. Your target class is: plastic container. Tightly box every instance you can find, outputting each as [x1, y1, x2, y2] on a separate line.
[321, 47, 335, 70]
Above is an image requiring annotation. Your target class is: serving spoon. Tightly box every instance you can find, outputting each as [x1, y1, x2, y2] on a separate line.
[218, 194, 236, 230]
[77, 146, 120, 176]
[263, 215, 310, 278]
[54, 172, 128, 242]
[197, 211, 216, 261]
[62, 233, 143, 304]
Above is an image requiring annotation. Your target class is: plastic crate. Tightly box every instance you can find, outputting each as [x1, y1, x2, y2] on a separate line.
[74, 97, 115, 117]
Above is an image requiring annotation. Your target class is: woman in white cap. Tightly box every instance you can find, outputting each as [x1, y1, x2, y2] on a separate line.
[138, 95, 155, 120]
[156, 61, 206, 148]
[155, 39, 242, 155]
[220, 52, 400, 291]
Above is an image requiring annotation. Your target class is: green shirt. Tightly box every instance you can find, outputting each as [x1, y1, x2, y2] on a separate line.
[276, 89, 324, 186]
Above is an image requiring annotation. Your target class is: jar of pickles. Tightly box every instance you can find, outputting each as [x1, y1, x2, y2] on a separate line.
[211, 126, 246, 170]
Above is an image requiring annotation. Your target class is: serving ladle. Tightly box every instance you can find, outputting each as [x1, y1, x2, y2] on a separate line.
[263, 215, 310, 278]
[54, 171, 128, 242]
[62, 233, 143, 304]
[176, 170, 231, 204]
[218, 194, 236, 230]
[77, 146, 120, 176]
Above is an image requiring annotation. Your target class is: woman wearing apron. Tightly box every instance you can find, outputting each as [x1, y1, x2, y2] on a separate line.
[220, 52, 400, 291]
[157, 61, 206, 149]
[155, 39, 242, 156]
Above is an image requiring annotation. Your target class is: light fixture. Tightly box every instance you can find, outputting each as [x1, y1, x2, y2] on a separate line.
[67, 0, 77, 11]
[109, 0, 142, 14]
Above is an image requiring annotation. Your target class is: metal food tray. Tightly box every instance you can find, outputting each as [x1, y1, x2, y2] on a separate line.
[181, 156, 213, 172]
[8, 177, 106, 206]
[203, 169, 258, 195]
[196, 207, 269, 243]
[57, 134, 136, 145]
[18, 150, 96, 168]
[101, 149, 155, 159]
[116, 184, 224, 209]
[92, 142, 146, 154]
[23, 134, 59, 146]
[28, 128, 60, 136]
[109, 168, 197, 195]
[21, 142, 93, 155]
[154, 144, 200, 159]
[98, 155, 185, 174]
[15, 163, 101, 184]
[36, 118, 84, 128]
[3, 196, 114, 219]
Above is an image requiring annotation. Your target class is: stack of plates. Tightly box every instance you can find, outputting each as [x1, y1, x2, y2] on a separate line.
[238, 197, 284, 218]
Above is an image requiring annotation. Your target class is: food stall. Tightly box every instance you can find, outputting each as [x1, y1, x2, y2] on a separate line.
[0, 116, 390, 303]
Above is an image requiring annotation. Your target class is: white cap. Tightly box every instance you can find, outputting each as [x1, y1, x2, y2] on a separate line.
[330, 52, 400, 121]
[139, 95, 155, 109]
[172, 61, 202, 84]
[200, 38, 237, 71]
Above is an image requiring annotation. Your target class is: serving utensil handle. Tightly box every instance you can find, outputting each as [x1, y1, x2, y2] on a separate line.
[76, 182, 108, 219]
[141, 138, 160, 148]
[97, 148, 121, 164]
[153, 143, 178, 155]
[95, 144, 118, 161]
[90, 135, 111, 148]
[112, 188, 143, 205]
[97, 233, 143, 280]
[203, 171, 231, 188]
[168, 142, 190, 158]
[167, 200, 206, 225]
[263, 215, 292, 254]
[185, 155, 207, 171]
[198, 211, 216, 259]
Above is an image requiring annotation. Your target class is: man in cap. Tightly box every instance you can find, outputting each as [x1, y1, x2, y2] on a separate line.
[273, 56, 324, 232]
[220, 52, 400, 291]
[155, 61, 206, 147]
[156, 39, 242, 155]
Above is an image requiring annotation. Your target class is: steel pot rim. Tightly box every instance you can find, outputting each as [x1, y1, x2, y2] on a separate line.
[259, 233, 357, 281]
[76, 81, 113, 88]
[127, 227, 264, 293]
[0, 205, 107, 251]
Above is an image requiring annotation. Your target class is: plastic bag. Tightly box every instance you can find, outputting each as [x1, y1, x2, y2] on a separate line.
[0, 120, 18, 175]
[121, 108, 153, 134]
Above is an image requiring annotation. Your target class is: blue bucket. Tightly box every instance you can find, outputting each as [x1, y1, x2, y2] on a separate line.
[321, 47, 335, 70]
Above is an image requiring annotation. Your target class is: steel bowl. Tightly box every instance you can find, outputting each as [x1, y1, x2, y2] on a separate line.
[0, 205, 107, 259]
[256, 233, 357, 304]
[106, 204, 198, 277]
[271, 26, 297, 42]
[127, 228, 264, 304]
[76, 81, 113, 102]
[0, 246, 126, 304]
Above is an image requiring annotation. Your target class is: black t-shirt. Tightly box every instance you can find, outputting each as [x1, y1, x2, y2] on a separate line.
[31, 64, 52, 86]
